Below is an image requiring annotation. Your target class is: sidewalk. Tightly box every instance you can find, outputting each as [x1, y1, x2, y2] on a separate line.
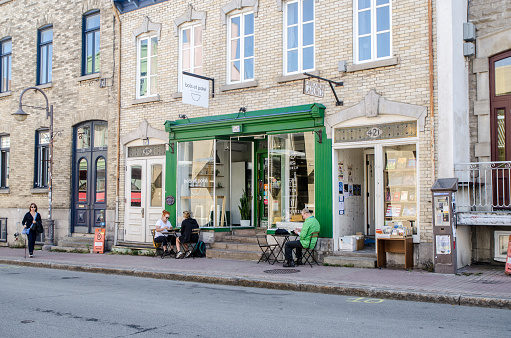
[0, 247, 509, 310]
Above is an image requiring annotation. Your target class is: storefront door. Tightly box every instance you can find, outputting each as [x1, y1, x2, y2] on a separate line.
[125, 157, 165, 242]
[257, 152, 268, 227]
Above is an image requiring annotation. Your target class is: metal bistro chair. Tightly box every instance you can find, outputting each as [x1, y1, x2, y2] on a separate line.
[256, 230, 278, 265]
[182, 228, 201, 259]
[302, 231, 320, 267]
[151, 229, 165, 258]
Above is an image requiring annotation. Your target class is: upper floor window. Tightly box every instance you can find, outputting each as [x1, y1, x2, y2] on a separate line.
[137, 35, 158, 98]
[284, 0, 314, 75]
[35, 130, 50, 188]
[0, 39, 11, 93]
[179, 23, 202, 91]
[228, 12, 254, 83]
[37, 26, 53, 85]
[83, 11, 100, 75]
[0, 135, 9, 188]
[355, 0, 392, 64]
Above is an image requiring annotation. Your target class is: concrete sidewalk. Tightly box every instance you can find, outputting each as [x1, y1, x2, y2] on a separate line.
[0, 247, 510, 310]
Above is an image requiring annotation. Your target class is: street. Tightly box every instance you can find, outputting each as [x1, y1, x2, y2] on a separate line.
[0, 264, 509, 338]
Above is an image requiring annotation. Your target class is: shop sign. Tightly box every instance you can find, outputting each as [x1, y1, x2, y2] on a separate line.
[303, 80, 325, 98]
[182, 74, 209, 108]
[334, 121, 417, 143]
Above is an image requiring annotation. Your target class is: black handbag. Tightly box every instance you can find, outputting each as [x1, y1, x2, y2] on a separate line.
[275, 229, 290, 235]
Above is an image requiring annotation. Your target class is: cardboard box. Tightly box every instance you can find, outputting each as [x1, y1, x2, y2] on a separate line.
[339, 236, 356, 251]
[355, 232, 364, 250]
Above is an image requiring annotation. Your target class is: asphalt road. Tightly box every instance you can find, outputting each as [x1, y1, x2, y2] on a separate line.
[0, 264, 509, 338]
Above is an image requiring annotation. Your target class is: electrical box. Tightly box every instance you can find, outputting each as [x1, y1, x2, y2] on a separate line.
[463, 42, 475, 57]
[463, 22, 476, 42]
[431, 178, 458, 274]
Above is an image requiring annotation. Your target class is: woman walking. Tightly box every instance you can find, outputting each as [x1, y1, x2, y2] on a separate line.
[22, 203, 42, 258]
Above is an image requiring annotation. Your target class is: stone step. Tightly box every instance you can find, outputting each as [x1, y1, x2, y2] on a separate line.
[222, 235, 259, 244]
[206, 248, 261, 261]
[50, 245, 90, 253]
[210, 242, 261, 252]
[231, 229, 257, 236]
[58, 236, 94, 249]
[323, 256, 377, 268]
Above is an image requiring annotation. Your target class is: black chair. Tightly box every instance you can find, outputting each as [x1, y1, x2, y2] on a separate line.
[151, 229, 165, 258]
[302, 231, 320, 267]
[256, 230, 278, 265]
[182, 228, 200, 259]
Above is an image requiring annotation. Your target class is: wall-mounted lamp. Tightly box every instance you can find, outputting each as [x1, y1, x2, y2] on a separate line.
[178, 114, 188, 119]
[239, 107, 246, 113]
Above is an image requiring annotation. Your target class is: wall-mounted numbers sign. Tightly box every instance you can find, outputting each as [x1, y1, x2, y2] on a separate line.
[303, 80, 325, 98]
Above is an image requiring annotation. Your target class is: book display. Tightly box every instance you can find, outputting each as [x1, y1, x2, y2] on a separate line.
[384, 148, 417, 235]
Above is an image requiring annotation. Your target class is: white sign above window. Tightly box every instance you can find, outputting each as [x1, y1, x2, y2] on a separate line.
[182, 74, 209, 108]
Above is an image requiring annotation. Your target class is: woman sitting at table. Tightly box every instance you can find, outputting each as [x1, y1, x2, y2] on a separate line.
[176, 211, 199, 259]
[154, 210, 176, 256]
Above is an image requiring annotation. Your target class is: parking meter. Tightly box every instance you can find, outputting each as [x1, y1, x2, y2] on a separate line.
[431, 178, 458, 274]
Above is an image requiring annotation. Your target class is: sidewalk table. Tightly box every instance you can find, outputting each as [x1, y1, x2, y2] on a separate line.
[271, 234, 299, 262]
[377, 237, 413, 269]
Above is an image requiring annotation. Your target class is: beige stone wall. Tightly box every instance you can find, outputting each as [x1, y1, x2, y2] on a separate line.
[117, 0, 435, 263]
[0, 0, 118, 245]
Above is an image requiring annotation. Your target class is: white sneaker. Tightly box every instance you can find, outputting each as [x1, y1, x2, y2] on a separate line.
[29, 254, 33, 258]
[176, 252, 184, 259]
[185, 251, 193, 258]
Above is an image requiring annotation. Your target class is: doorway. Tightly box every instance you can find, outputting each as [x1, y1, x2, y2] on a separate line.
[365, 152, 375, 237]
[124, 157, 165, 242]
[72, 121, 108, 233]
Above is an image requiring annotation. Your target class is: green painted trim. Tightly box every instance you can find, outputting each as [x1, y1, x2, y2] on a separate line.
[315, 127, 333, 238]
[166, 145, 177, 224]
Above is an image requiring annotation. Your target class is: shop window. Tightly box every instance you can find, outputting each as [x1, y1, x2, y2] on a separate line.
[354, 0, 392, 64]
[0, 135, 9, 188]
[137, 34, 158, 98]
[383, 144, 417, 235]
[179, 23, 202, 91]
[37, 26, 53, 85]
[268, 132, 315, 227]
[35, 130, 50, 188]
[227, 11, 254, 83]
[284, 0, 315, 75]
[83, 11, 100, 75]
[95, 157, 105, 203]
[0, 38, 11, 93]
[494, 231, 511, 262]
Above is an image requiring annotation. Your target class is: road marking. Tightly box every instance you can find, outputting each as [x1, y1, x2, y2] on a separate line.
[347, 297, 384, 303]
[0, 266, 21, 269]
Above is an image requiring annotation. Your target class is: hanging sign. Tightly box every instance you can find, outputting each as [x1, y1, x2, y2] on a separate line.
[303, 80, 325, 98]
[182, 74, 209, 108]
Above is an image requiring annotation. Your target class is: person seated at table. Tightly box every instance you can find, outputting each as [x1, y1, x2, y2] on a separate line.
[176, 211, 199, 259]
[283, 208, 320, 267]
[154, 210, 176, 256]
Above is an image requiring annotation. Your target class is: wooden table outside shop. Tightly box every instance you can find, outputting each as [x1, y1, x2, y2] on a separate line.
[377, 237, 414, 269]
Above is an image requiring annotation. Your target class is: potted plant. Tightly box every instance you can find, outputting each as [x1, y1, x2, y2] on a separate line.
[238, 189, 252, 226]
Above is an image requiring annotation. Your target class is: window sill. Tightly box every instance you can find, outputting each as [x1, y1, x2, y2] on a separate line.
[76, 73, 101, 82]
[131, 94, 161, 105]
[0, 91, 12, 98]
[346, 57, 398, 72]
[30, 188, 48, 194]
[36, 83, 53, 90]
[172, 92, 182, 99]
[276, 71, 319, 84]
[0, 188, 9, 194]
[220, 80, 258, 92]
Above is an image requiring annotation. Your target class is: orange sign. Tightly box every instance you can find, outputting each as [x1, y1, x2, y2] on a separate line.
[93, 228, 106, 254]
[505, 235, 511, 276]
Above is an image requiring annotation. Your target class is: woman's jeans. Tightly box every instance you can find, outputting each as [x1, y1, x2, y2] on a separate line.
[27, 229, 36, 255]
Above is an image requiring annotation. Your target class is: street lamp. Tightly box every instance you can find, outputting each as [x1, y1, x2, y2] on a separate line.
[12, 87, 54, 250]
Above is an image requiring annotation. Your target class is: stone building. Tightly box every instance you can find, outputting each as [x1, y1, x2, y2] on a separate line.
[0, 0, 119, 249]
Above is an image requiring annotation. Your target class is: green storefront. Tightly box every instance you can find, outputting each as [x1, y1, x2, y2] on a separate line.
[164, 103, 332, 238]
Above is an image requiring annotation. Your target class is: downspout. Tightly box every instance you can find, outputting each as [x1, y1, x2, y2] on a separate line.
[111, 1, 122, 246]
[428, 0, 435, 183]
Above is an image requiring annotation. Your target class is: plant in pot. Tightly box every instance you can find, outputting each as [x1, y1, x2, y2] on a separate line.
[238, 189, 252, 226]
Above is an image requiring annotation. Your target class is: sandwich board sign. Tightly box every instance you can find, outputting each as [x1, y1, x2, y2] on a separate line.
[182, 73, 209, 108]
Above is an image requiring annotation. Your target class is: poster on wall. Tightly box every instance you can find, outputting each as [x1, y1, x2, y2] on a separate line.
[338, 162, 344, 180]
[436, 235, 451, 254]
[339, 182, 343, 194]
[348, 184, 353, 196]
[348, 165, 353, 183]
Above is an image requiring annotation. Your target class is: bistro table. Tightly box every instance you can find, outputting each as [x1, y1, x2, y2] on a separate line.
[271, 233, 299, 262]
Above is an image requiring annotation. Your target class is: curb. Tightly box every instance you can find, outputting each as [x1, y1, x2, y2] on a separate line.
[1, 259, 510, 310]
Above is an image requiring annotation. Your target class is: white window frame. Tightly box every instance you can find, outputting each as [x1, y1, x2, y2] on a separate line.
[136, 34, 158, 99]
[178, 22, 203, 92]
[0, 135, 9, 188]
[353, 0, 392, 64]
[227, 10, 255, 84]
[35, 130, 50, 188]
[494, 231, 511, 262]
[283, 0, 315, 75]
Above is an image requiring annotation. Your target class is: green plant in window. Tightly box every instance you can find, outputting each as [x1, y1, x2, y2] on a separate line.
[238, 189, 252, 221]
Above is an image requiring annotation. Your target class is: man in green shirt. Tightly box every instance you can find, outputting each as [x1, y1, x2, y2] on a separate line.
[283, 208, 320, 267]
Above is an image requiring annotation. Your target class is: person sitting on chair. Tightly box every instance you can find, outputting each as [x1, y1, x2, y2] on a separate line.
[176, 211, 199, 259]
[154, 210, 176, 256]
[283, 208, 320, 267]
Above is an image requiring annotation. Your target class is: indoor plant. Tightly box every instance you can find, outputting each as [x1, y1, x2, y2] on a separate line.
[238, 189, 252, 226]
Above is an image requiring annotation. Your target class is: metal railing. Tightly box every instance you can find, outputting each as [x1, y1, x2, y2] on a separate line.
[454, 161, 511, 211]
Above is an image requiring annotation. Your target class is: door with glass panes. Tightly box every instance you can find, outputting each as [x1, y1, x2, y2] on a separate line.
[72, 121, 108, 233]
[125, 157, 165, 242]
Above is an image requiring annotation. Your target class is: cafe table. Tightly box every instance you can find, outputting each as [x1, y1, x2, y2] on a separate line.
[271, 233, 299, 262]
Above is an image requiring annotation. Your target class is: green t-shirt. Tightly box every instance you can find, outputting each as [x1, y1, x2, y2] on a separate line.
[300, 216, 320, 249]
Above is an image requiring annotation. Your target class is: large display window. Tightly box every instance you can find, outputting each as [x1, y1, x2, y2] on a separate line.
[268, 132, 315, 227]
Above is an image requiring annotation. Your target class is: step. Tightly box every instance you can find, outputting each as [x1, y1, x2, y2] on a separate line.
[222, 235, 259, 244]
[323, 256, 376, 268]
[58, 236, 94, 249]
[211, 242, 261, 252]
[232, 229, 257, 236]
[206, 248, 261, 261]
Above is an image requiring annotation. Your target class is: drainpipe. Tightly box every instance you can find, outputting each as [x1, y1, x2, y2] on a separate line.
[111, 1, 122, 246]
[428, 0, 435, 183]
